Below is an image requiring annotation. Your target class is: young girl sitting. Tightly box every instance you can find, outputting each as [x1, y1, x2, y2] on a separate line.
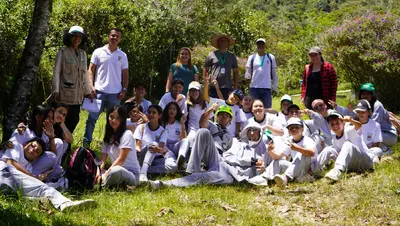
[161, 102, 189, 171]
[124, 102, 147, 133]
[97, 105, 140, 188]
[134, 104, 177, 183]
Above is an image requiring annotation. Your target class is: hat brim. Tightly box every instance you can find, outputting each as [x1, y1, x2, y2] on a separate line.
[211, 34, 235, 48]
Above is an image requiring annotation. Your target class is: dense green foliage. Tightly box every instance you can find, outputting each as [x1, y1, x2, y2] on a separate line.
[0, 0, 399, 121]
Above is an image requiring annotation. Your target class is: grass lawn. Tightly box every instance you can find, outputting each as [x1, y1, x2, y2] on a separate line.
[1, 94, 400, 225]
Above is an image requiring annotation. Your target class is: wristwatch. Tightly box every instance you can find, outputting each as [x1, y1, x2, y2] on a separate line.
[122, 88, 127, 92]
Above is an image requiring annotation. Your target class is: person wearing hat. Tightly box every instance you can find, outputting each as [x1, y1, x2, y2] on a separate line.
[272, 117, 317, 187]
[301, 46, 337, 110]
[314, 111, 374, 181]
[278, 94, 293, 127]
[52, 25, 91, 134]
[204, 34, 239, 100]
[0, 138, 96, 212]
[358, 83, 397, 154]
[83, 28, 129, 147]
[245, 38, 278, 108]
[203, 78, 247, 138]
[166, 47, 199, 96]
[159, 78, 186, 114]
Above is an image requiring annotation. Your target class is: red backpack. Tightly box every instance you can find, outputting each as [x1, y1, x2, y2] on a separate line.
[66, 147, 100, 190]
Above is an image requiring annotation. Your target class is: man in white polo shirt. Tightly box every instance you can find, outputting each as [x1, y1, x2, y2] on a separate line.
[245, 38, 278, 108]
[83, 28, 129, 146]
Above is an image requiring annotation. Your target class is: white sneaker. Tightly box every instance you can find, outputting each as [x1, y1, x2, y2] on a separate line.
[59, 199, 96, 212]
[373, 156, 380, 164]
[274, 174, 288, 188]
[148, 180, 163, 191]
[139, 174, 148, 184]
[325, 168, 342, 181]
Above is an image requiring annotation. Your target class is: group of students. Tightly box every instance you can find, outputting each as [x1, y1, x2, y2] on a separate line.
[0, 77, 398, 211]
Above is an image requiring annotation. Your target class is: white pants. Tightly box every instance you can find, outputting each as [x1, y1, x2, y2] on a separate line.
[0, 161, 70, 209]
[139, 145, 177, 175]
[381, 131, 398, 147]
[166, 139, 190, 160]
[313, 146, 339, 174]
[334, 141, 373, 172]
[103, 166, 139, 188]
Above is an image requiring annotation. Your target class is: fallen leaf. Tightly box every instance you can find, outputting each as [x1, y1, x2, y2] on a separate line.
[204, 215, 216, 223]
[277, 205, 290, 213]
[156, 207, 174, 217]
[220, 202, 237, 212]
[315, 212, 330, 219]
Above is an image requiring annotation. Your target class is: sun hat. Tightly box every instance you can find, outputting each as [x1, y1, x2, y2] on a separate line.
[211, 34, 235, 48]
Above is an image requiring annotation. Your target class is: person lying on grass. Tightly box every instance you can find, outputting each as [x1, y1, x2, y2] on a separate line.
[1, 138, 95, 212]
[313, 111, 374, 181]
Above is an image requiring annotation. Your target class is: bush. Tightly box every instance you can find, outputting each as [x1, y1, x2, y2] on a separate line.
[321, 13, 400, 111]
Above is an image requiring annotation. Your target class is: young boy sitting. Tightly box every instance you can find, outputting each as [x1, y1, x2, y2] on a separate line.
[125, 83, 152, 114]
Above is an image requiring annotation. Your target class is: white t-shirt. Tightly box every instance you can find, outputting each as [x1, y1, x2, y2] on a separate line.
[101, 130, 139, 174]
[133, 123, 168, 150]
[159, 92, 186, 114]
[278, 112, 289, 128]
[247, 113, 282, 132]
[332, 123, 369, 154]
[286, 135, 317, 160]
[10, 128, 50, 150]
[186, 102, 210, 133]
[2, 142, 32, 173]
[140, 99, 152, 114]
[165, 121, 181, 143]
[91, 45, 129, 94]
[209, 97, 246, 137]
[358, 119, 382, 148]
[126, 119, 138, 128]
[245, 53, 277, 90]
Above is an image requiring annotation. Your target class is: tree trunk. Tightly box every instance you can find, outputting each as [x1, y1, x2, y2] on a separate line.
[2, 0, 53, 141]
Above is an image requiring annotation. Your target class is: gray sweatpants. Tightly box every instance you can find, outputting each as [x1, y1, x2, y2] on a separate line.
[102, 166, 139, 188]
[166, 139, 190, 159]
[313, 146, 339, 174]
[381, 131, 398, 147]
[333, 141, 373, 172]
[162, 129, 233, 187]
[139, 145, 177, 175]
[0, 161, 70, 209]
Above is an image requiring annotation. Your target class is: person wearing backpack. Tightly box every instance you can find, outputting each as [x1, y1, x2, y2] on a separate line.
[244, 38, 278, 108]
[96, 105, 140, 188]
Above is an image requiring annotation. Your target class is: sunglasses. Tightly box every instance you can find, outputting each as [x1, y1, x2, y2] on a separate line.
[313, 104, 324, 111]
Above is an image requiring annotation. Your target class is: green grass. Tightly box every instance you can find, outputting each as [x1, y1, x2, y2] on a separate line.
[1, 94, 400, 225]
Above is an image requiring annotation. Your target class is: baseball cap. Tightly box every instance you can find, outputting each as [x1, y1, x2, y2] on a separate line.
[309, 46, 322, 54]
[188, 81, 201, 90]
[256, 38, 266, 44]
[327, 111, 343, 122]
[68, 26, 85, 34]
[171, 78, 184, 87]
[280, 94, 292, 103]
[360, 83, 375, 92]
[232, 89, 244, 101]
[354, 99, 371, 111]
[286, 118, 303, 128]
[287, 104, 300, 112]
[216, 105, 233, 118]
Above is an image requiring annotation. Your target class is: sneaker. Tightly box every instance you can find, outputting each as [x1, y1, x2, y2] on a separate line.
[148, 180, 163, 191]
[382, 146, 393, 156]
[59, 199, 96, 212]
[372, 156, 380, 164]
[176, 155, 185, 171]
[325, 168, 342, 181]
[139, 174, 148, 184]
[274, 174, 288, 188]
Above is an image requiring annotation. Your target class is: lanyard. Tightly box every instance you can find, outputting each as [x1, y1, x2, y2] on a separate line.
[260, 54, 266, 67]
[218, 50, 227, 66]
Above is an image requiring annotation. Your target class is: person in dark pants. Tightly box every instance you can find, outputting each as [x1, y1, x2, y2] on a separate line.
[204, 34, 239, 100]
[301, 46, 337, 110]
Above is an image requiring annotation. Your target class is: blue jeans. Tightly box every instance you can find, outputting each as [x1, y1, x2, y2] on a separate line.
[83, 90, 121, 143]
[249, 88, 272, 108]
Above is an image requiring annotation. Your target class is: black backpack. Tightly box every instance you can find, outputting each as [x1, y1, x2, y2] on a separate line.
[66, 147, 100, 190]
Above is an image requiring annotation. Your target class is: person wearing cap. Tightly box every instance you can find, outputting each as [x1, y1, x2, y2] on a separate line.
[203, 78, 247, 138]
[185, 81, 210, 142]
[358, 83, 397, 154]
[278, 94, 293, 127]
[166, 47, 199, 96]
[314, 111, 374, 181]
[301, 46, 337, 110]
[247, 99, 284, 136]
[159, 78, 186, 114]
[0, 138, 96, 212]
[245, 38, 278, 108]
[270, 117, 317, 187]
[204, 34, 239, 100]
[52, 25, 91, 134]
[125, 83, 152, 114]
[83, 28, 129, 147]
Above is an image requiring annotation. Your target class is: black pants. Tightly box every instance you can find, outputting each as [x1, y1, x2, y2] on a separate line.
[65, 104, 81, 133]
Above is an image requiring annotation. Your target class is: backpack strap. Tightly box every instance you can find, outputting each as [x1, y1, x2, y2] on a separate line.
[156, 129, 166, 143]
[250, 54, 256, 80]
[141, 124, 145, 139]
[265, 53, 273, 81]
[185, 103, 190, 133]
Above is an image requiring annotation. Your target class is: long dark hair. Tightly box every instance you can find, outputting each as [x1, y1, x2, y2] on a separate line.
[147, 104, 163, 126]
[28, 104, 53, 134]
[103, 105, 128, 145]
[161, 102, 183, 127]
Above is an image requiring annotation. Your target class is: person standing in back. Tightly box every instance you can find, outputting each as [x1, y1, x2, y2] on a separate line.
[83, 28, 129, 148]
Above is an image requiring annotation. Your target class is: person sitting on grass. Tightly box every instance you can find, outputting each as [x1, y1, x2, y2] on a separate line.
[271, 118, 317, 188]
[314, 111, 374, 181]
[203, 75, 246, 138]
[124, 102, 147, 133]
[240, 95, 254, 130]
[159, 78, 186, 114]
[134, 104, 177, 183]
[161, 102, 189, 172]
[1, 138, 95, 212]
[247, 99, 284, 136]
[96, 105, 141, 188]
[278, 94, 293, 128]
[125, 83, 152, 114]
